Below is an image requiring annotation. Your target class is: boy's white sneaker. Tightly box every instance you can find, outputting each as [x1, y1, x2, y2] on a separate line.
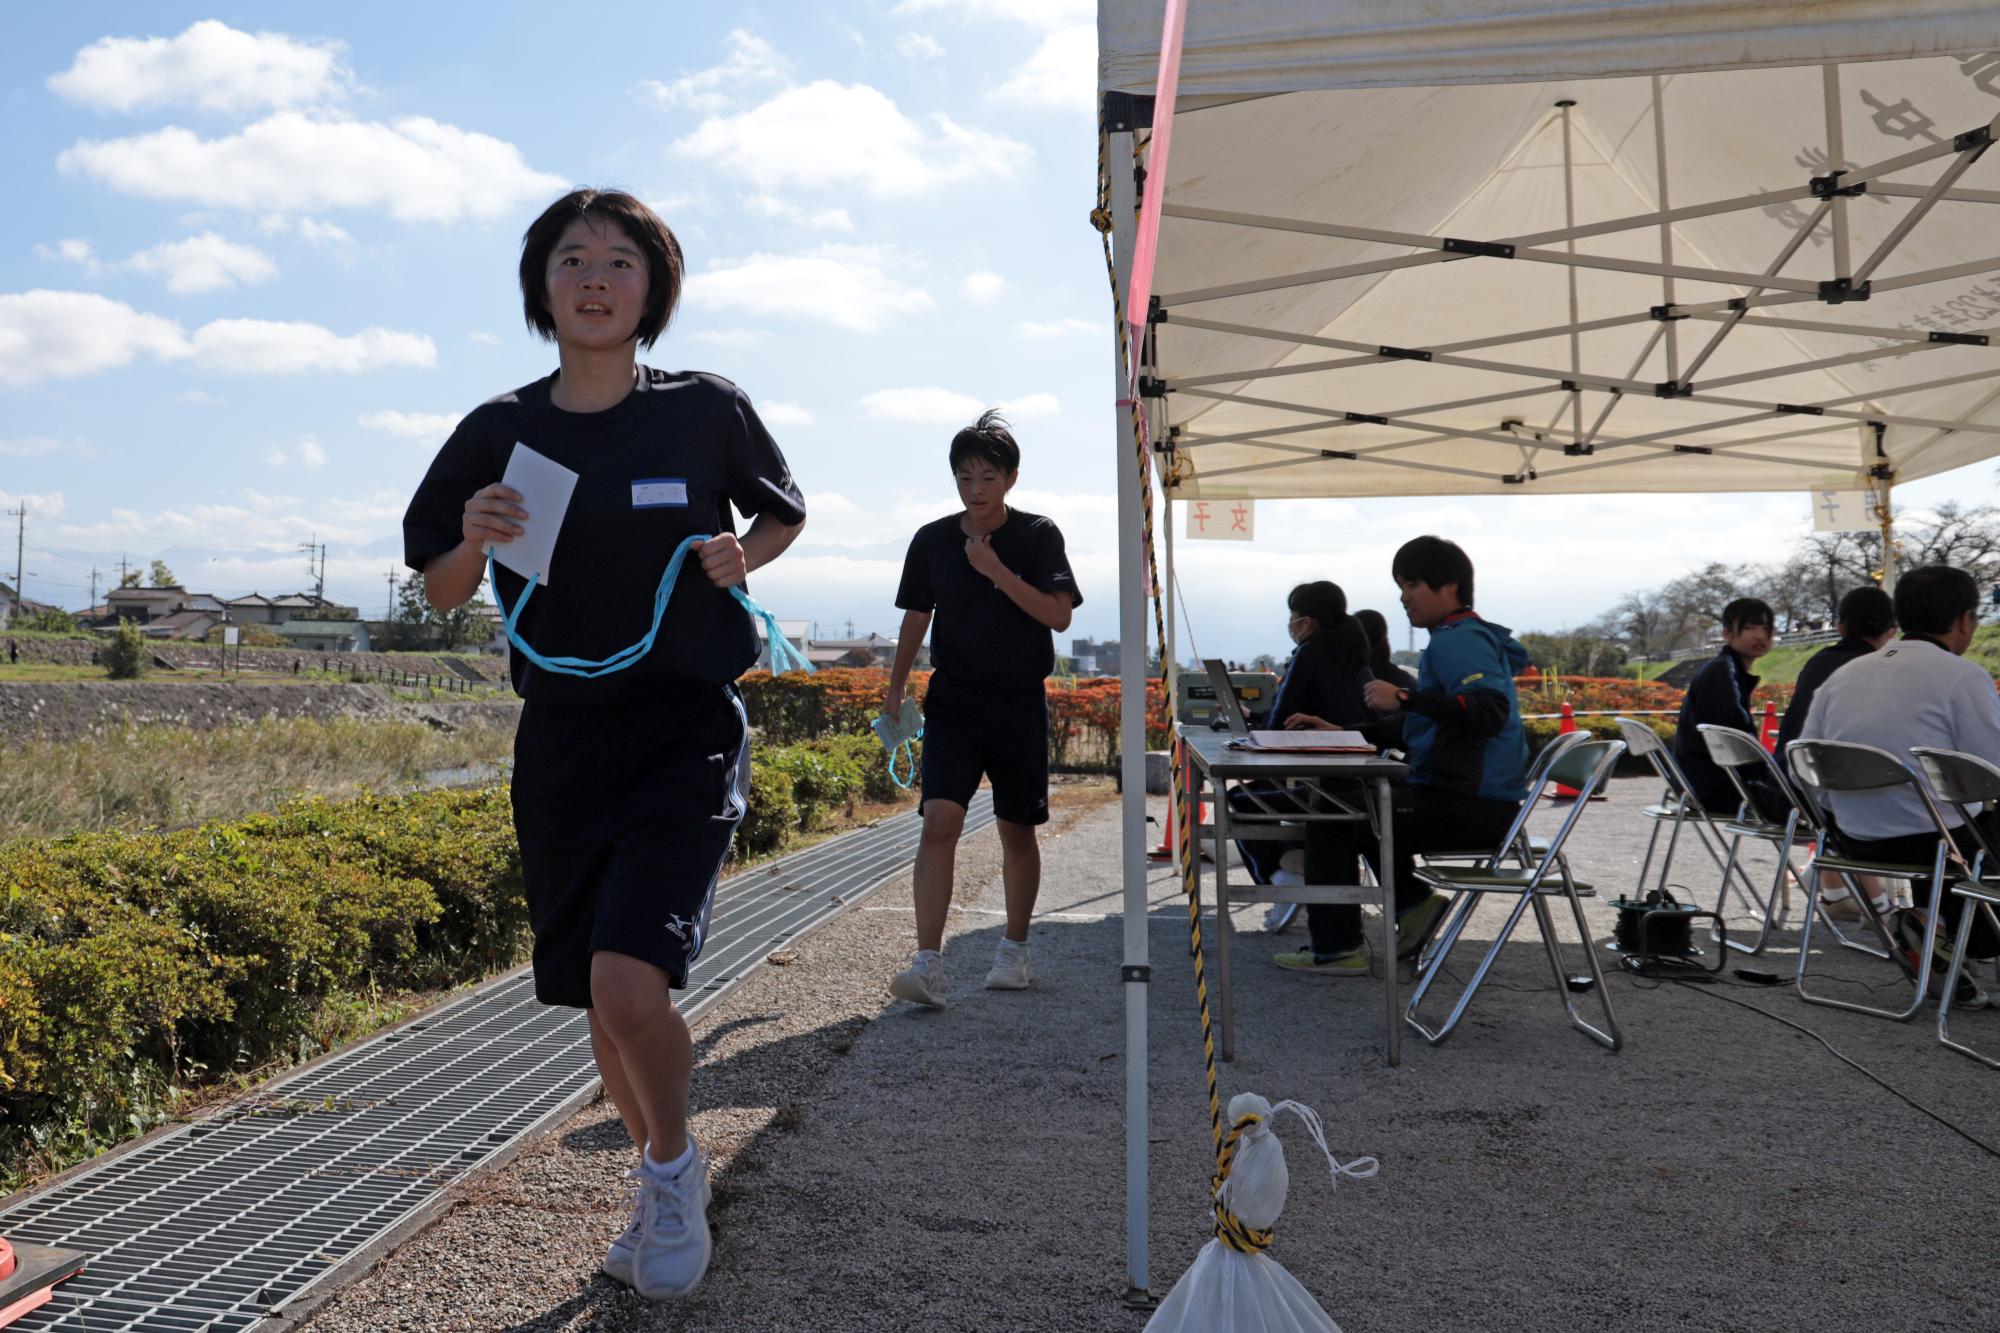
[628, 1144, 713, 1300]
[888, 949, 949, 1007]
[984, 939, 1032, 990]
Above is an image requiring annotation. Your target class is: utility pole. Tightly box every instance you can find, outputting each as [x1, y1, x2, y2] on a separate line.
[299, 535, 327, 605]
[117, 554, 131, 589]
[5, 505, 22, 619]
[88, 567, 99, 616]
[385, 568, 399, 620]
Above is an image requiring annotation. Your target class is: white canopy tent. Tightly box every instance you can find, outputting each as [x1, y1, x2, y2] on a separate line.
[1097, 0, 2000, 1305]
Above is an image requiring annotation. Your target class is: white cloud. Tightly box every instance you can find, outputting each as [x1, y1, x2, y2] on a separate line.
[892, 0, 1092, 30]
[635, 30, 788, 113]
[897, 33, 946, 59]
[0, 290, 188, 387]
[265, 446, 289, 467]
[686, 245, 933, 333]
[297, 437, 327, 468]
[993, 24, 1094, 110]
[0, 437, 92, 459]
[1017, 316, 1099, 338]
[692, 328, 770, 349]
[262, 214, 355, 250]
[861, 387, 984, 422]
[744, 193, 855, 232]
[962, 271, 1007, 302]
[359, 409, 462, 440]
[190, 319, 435, 374]
[59, 112, 566, 224]
[47, 20, 351, 114]
[759, 401, 816, 427]
[1003, 393, 1061, 417]
[39, 231, 280, 294]
[57, 487, 399, 552]
[0, 490, 67, 519]
[861, 386, 1061, 422]
[176, 388, 222, 404]
[126, 233, 279, 294]
[467, 330, 502, 346]
[674, 81, 1030, 197]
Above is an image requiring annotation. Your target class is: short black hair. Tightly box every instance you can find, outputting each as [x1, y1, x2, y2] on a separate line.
[1835, 585, 1896, 639]
[949, 409, 1020, 473]
[1893, 564, 1979, 636]
[1721, 597, 1774, 633]
[1288, 581, 1368, 673]
[1391, 535, 1474, 607]
[519, 188, 683, 349]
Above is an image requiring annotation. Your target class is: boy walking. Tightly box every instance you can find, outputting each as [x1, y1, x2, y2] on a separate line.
[885, 411, 1081, 1006]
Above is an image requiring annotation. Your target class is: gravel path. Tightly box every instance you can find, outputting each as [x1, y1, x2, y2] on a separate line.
[295, 775, 2000, 1332]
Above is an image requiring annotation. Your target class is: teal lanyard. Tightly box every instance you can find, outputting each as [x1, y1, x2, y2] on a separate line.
[488, 534, 814, 679]
[869, 708, 924, 789]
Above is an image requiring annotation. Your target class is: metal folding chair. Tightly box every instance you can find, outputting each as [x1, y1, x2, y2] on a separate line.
[1405, 738, 1626, 1051]
[1908, 747, 2000, 1067]
[1696, 724, 1890, 959]
[1613, 717, 1765, 920]
[1410, 728, 1592, 973]
[1786, 740, 1961, 1021]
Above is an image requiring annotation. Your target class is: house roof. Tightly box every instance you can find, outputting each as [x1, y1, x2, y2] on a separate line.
[227, 593, 273, 607]
[109, 587, 186, 601]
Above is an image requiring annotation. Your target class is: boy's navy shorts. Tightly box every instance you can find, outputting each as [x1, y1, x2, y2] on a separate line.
[918, 672, 1050, 826]
[510, 686, 749, 1008]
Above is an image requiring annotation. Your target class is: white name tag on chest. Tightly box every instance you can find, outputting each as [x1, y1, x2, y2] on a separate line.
[632, 478, 688, 509]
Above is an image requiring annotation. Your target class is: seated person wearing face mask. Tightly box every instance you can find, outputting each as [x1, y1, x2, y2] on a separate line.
[1228, 581, 1374, 888]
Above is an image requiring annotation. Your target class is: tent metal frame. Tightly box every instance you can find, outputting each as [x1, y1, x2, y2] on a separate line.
[1109, 54, 2000, 1309]
[1142, 85, 2000, 492]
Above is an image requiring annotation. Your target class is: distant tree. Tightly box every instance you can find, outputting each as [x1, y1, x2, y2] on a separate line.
[148, 559, 176, 587]
[15, 608, 81, 634]
[381, 577, 490, 652]
[1250, 653, 1281, 672]
[105, 619, 146, 679]
[1519, 630, 1628, 677]
[118, 568, 142, 589]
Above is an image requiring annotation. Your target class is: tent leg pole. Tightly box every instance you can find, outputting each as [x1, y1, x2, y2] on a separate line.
[1109, 123, 1154, 1308]
[1876, 475, 1897, 593]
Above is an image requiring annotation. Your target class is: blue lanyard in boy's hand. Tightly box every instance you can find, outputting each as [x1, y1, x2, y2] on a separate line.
[488, 534, 814, 679]
[869, 704, 924, 789]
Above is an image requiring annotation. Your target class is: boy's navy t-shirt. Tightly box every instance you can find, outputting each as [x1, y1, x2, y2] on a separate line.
[402, 366, 805, 708]
[895, 509, 1081, 690]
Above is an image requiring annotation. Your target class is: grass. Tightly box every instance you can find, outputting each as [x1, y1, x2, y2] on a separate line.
[0, 716, 516, 841]
[1633, 625, 2000, 686]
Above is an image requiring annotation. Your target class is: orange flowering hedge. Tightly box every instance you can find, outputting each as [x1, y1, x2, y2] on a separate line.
[1514, 674, 1795, 715]
[739, 668, 1169, 770]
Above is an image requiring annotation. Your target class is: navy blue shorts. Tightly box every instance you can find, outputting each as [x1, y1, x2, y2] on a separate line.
[918, 673, 1050, 826]
[510, 687, 749, 1008]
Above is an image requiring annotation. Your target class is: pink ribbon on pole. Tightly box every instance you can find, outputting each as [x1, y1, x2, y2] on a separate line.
[1123, 0, 1188, 342]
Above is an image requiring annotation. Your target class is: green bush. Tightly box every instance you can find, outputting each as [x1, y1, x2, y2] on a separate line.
[764, 744, 867, 831]
[104, 620, 145, 679]
[0, 785, 529, 1185]
[807, 733, 919, 805]
[739, 759, 797, 857]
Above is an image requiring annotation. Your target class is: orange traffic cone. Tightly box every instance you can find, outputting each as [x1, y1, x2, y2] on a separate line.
[1760, 701, 1779, 753]
[1553, 702, 1581, 799]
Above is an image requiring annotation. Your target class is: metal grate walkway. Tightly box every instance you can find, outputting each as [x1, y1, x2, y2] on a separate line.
[0, 793, 991, 1332]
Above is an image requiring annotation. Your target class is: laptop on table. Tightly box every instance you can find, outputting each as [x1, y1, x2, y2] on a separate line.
[1202, 658, 1374, 753]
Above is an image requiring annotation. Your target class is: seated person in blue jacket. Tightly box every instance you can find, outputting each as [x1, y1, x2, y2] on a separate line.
[1277, 536, 1530, 975]
[1229, 581, 1374, 887]
[1671, 596, 1787, 821]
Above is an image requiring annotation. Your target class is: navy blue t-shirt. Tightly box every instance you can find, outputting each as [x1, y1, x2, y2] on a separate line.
[402, 366, 805, 707]
[895, 509, 1080, 690]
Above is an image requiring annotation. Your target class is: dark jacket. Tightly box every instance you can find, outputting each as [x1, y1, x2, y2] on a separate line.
[1672, 646, 1760, 813]
[1269, 633, 1373, 732]
[1774, 635, 1877, 756]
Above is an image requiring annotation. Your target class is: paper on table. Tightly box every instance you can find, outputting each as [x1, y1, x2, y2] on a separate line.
[1245, 729, 1374, 753]
[486, 442, 578, 588]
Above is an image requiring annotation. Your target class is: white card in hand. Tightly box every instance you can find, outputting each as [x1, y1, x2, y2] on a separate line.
[487, 442, 578, 587]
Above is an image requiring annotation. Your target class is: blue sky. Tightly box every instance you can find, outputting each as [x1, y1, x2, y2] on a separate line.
[3, 6, 1992, 660]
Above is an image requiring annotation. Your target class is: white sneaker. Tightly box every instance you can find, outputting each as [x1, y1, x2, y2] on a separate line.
[984, 939, 1032, 990]
[629, 1145, 712, 1300]
[888, 949, 949, 1007]
[600, 1186, 643, 1285]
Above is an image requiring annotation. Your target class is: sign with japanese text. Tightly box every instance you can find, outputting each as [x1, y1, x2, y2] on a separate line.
[1186, 498, 1255, 541]
[1810, 489, 1876, 533]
